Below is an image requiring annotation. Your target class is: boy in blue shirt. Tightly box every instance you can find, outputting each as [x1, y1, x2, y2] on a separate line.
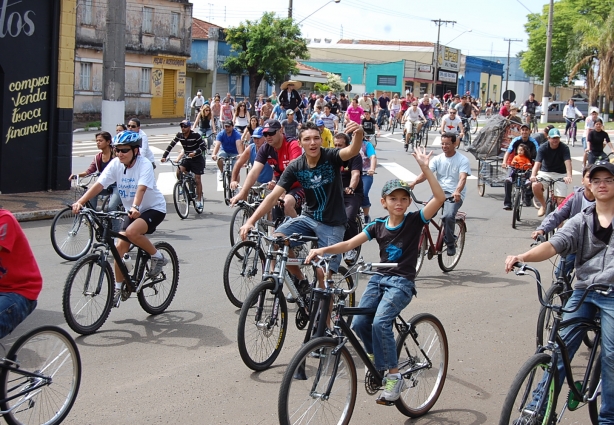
[306, 147, 445, 402]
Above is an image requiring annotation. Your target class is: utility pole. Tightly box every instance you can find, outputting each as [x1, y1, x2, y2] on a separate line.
[541, 0, 554, 123]
[431, 19, 456, 96]
[288, 0, 293, 18]
[503, 38, 522, 99]
[102, 0, 126, 134]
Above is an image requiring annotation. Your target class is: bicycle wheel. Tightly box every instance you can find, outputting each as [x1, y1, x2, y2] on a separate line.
[415, 229, 427, 277]
[229, 205, 251, 248]
[223, 171, 233, 202]
[222, 240, 265, 308]
[237, 279, 288, 371]
[471, 117, 479, 134]
[395, 313, 448, 417]
[535, 283, 568, 348]
[172, 181, 190, 219]
[137, 241, 180, 315]
[437, 219, 466, 272]
[0, 326, 81, 425]
[512, 188, 521, 229]
[62, 253, 114, 335]
[498, 353, 558, 425]
[423, 127, 429, 148]
[50, 207, 93, 261]
[588, 354, 601, 425]
[278, 336, 357, 425]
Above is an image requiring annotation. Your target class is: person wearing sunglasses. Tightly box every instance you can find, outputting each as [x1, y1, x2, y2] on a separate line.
[230, 127, 273, 191]
[127, 118, 156, 168]
[211, 119, 244, 181]
[161, 120, 207, 210]
[439, 108, 464, 146]
[72, 131, 167, 308]
[192, 105, 217, 150]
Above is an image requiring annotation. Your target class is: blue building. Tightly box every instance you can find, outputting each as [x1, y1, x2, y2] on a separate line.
[458, 56, 504, 104]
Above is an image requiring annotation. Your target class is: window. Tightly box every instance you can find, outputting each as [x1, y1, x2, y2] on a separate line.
[82, 0, 92, 25]
[170, 12, 180, 37]
[142, 7, 153, 33]
[377, 75, 397, 86]
[140, 68, 151, 93]
[79, 62, 92, 91]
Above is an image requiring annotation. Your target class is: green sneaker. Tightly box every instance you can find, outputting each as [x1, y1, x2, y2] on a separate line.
[380, 373, 406, 402]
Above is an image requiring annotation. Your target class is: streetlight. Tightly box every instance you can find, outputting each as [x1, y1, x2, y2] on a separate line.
[292, 0, 341, 23]
[444, 29, 472, 45]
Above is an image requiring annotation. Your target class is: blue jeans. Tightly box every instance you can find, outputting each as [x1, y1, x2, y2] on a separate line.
[92, 185, 121, 232]
[442, 196, 462, 247]
[352, 275, 416, 371]
[0, 293, 37, 339]
[376, 108, 389, 127]
[361, 174, 374, 208]
[554, 254, 575, 280]
[275, 215, 345, 272]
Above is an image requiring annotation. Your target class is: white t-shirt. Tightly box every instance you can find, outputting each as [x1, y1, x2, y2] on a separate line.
[138, 129, 156, 164]
[403, 107, 425, 122]
[441, 115, 462, 134]
[98, 156, 166, 213]
[563, 105, 582, 119]
[429, 151, 472, 200]
[584, 115, 597, 138]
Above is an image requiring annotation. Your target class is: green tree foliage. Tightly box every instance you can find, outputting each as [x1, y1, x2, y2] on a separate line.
[223, 12, 309, 107]
[326, 73, 344, 92]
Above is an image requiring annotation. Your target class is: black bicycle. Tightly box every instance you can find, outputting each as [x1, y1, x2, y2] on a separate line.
[0, 326, 81, 425]
[510, 165, 532, 229]
[499, 264, 602, 424]
[168, 158, 203, 219]
[62, 208, 179, 335]
[228, 183, 269, 248]
[278, 255, 449, 424]
[221, 156, 238, 204]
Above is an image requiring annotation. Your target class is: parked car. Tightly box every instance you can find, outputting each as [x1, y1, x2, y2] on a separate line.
[545, 101, 589, 122]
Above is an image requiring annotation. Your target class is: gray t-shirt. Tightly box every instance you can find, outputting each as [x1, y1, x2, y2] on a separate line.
[281, 119, 299, 139]
[429, 152, 472, 200]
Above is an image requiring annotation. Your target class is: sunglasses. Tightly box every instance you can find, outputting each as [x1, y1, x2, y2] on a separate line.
[127, 124, 138, 129]
[180, 125, 189, 128]
[224, 124, 232, 128]
[263, 131, 277, 137]
[114, 147, 132, 154]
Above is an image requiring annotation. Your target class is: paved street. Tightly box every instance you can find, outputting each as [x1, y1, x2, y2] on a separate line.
[11, 123, 595, 423]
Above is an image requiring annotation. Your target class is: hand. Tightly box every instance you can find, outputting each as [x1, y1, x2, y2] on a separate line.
[531, 230, 544, 240]
[212, 155, 217, 161]
[408, 181, 416, 190]
[411, 146, 432, 168]
[305, 248, 325, 265]
[68, 174, 75, 181]
[452, 191, 461, 203]
[239, 222, 254, 241]
[344, 187, 353, 195]
[128, 207, 141, 219]
[505, 255, 524, 273]
[502, 162, 508, 169]
[72, 202, 83, 214]
[160, 157, 167, 163]
[367, 169, 375, 176]
[229, 190, 246, 207]
[343, 120, 360, 134]
[530, 176, 537, 183]
[564, 176, 572, 184]
[188, 152, 195, 158]
[267, 180, 277, 190]
[230, 181, 239, 190]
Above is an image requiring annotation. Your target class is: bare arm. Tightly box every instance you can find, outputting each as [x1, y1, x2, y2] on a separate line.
[504, 242, 557, 273]
[230, 161, 265, 205]
[240, 185, 286, 239]
[453, 173, 468, 202]
[413, 148, 445, 220]
[564, 159, 573, 184]
[231, 148, 251, 184]
[73, 182, 104, 213]
[305, 232, 369, 264]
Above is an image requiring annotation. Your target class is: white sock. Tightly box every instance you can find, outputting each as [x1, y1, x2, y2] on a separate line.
[152, 250, 162, 259]
[115, 282, 122, 289]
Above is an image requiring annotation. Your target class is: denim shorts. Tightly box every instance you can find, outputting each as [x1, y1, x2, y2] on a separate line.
[276, 215, 345, 272]
[0, 293, 37, 339]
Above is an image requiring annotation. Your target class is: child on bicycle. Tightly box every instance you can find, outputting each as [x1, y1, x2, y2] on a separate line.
[305, 147, 445, 403]
[505, 143, 533, 183]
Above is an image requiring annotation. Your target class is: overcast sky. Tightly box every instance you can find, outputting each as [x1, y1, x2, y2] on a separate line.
[192, 0, 551, 60]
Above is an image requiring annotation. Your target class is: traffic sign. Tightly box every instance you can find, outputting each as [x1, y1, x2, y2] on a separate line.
[344, 84, 352, 92]
[347, 77, 351, 84]
[502, 90, 516, 102]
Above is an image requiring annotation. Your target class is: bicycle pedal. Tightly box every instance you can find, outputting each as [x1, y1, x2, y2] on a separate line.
[375, 397, 395, 406]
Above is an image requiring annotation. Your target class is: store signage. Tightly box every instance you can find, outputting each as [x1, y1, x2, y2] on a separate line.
[438, 46, 460, 71]
[438, 70, 457, 83]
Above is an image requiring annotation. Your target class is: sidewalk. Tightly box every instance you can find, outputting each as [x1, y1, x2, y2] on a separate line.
[73, 117, 186, 132]
[0, 190, 73, 222]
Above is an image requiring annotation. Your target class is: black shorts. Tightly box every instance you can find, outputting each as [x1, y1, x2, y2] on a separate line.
[181, 155, 205, 175]
[121, 209, 166, 234]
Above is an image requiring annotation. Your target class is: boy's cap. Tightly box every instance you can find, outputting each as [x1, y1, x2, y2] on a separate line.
[252, 127, 264, 138]
[589, 162, 614, 178]
[286, 110, 294, 115]
[316, 119, 324, 126]
[381, 179, 412, 197]
[548, 128, 561, 138]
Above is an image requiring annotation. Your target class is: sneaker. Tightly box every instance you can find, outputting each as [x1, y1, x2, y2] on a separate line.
[217, 171, 223, 181]
[503, 204, 512, 210]
[537, 206, 545, 217]
[196, 201, 203, 210]
[379, 373, 406, 402]
[149, 254, 168, 277]
[446, 244, 456, 256]
[286, 279, 310, 303]
[344, 249, 357, 263]
[113, 288, 121, 308]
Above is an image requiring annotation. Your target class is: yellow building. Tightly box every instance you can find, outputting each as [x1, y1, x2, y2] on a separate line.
[151, 56, 187, 118]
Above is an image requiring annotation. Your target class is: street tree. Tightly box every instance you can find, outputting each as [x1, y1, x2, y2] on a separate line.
[223, 12, 309, 109]
[327, 73, 344, 92]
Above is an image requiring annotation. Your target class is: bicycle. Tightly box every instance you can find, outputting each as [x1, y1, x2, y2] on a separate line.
[365, 133, 377, 148]
[469, 116, 479, 134]
[526, 113, 540, 133]
[499, 263, 602, 425]
[62, 208, 179, 335]
[461, 118, 472, 149]
[431, 108, 442, 131]
[0, 325, 81, 425]
[419, 119, 430, 148]
[167, 159, 203, 219]
[534, 176, 566, 238]
[412, 193, 467, 276]
[403, 121, 423, 152]
[221, 155, 238, 204]
[50, 174, 116, 261]
[510, 165, 532, 229]
[389, 112, 400, 134]
[277, 255, 448, 424]
[236, 232, 354, 371]
[228, 183, 269, 248]
[565, 117, 584, 147]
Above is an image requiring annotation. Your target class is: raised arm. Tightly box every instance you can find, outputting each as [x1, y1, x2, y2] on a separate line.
[339, 121, 364, 161]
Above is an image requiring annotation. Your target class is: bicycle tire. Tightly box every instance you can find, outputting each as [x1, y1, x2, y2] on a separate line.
[437, 219, 466, 272]
[512, 188, 521, 229]
[395, 313, 448, 417]
[588, 354, 601, 425]
[172, 181, 190, 219]
[0, 326, 81, 425]
[223, 171, 233, 202]
[229, 205, 251, 248]
[535, 283, 568, 348]
[415, 229, 427, 277]
[222, 240, 265, 308]
[344, 215, 363, 267]
[237, 279, 288, 371]
[423, 127, 429, 148]
[62, 253, 114, 335]
[50, 207, 94, 261]
[278, 336, 357, 425]
[471, 117, 479, 134]
[137, 241, 180, 315]
[498, 353, 558, 425]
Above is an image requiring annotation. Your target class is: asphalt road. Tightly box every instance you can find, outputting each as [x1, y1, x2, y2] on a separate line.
[11, 123, 594, 424]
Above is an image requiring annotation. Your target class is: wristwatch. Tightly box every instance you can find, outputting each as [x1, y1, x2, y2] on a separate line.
[131, 205, 140, 211]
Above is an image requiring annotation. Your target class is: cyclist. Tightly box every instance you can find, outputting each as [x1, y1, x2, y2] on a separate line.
[502, 124, 539, 210]
[193, 104, 217, 150]
[230, 119, 303, 218]
[316, 119, 334, 148]
[398, 93, 410, 122]
[320, 104, 339, 133]
[0, 209, 42, 338]
[338, 93, 349, 122]
[522, 93, 540, 127]
[190, 90, 205, 118]
[360, 135, 377, 224]
[211, 120, 244, 182]
[361, 110, 379, 141]
[440, 108, 465, 147]
[359, 93, 373, 114]
[161, 120, 206, 210]
[455, 96, 473, 145]
[127, 118, 156, 168]
[505, 161, 614, 423]
[533, 124, 554, 147]
[305, 150, 445, 403]
[230, 127, 274, 190]
[586, 117, 612, 165]
[389, 93, 401, 125]
[345, 98, 364, 126]
[485, 99, 493, 117]
[240, 116, 260, 144]
[116, 123, 127, 134]
[563, 98, 584, 142]
[402, 101, 426, 150]
[281, 110, 300, 139]
[409, 132, 471, 256]
[499, 100, 511, 117]
[531, 128, 573, 216]
[376, 91, 390, 128]
[260, 98, 273, 125]
[211, 96, 222, 128]
[271, 101, 288, 121]
[582, 108, 600, 167]
[72, 131, 167, 308]
[233, 102, 250, 134]
[329, 95, 340, 117]
[278, 80, 303, 122]
[418, 96, 433, 131]
[254, 94, 265, 121]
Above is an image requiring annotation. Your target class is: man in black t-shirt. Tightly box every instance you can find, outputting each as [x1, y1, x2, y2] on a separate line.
[377, 92, 391, 127]
[361, 110, 380, 137]
[523, 93, 541, 125]
[531, 128, 573, 216]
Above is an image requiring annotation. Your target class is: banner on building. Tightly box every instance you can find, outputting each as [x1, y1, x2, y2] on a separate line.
[438, 46, 460, 71]
[438, 70, 457, 83]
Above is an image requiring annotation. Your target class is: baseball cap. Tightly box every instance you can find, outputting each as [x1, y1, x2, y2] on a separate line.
[381, 179, 412, 197]
[589, 162, 614, 178]
[316, 119, 324, 126]
[223, 119, 233, 126]
[548, 128, 561, 138]
[286, 110, 294, 115]
[544, 125, 555, 133]
[520, 123, 530, 130]
[180, 119, 191, 127]
[262, 119, 282, 132]
[252, 127, 264, 138]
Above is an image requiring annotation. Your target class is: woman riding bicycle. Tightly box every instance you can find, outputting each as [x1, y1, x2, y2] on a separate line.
[586, 117, 613, 165]
[193, 104, 217, 150]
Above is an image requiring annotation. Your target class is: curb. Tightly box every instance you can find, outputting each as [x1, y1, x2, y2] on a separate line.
[73, 121, 182, 133]
[14, 209, 62, 222]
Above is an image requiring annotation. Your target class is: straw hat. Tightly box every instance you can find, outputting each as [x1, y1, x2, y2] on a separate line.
[281, 80, 302, 90]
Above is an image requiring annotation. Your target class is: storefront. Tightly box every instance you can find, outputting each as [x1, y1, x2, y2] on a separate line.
[151, 56, 187, 118]
[0, 0, 75, 193]
[434, 46, 459, 97]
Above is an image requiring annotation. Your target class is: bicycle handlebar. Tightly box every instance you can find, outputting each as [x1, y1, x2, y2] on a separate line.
[313, 255, 397, 294]
[410, 191, 455, 205]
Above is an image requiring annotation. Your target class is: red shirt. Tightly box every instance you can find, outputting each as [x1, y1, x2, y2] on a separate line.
[500, 106, 510, 117]
[0, 210, 42, 300]
[255, 136, 303, 188]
